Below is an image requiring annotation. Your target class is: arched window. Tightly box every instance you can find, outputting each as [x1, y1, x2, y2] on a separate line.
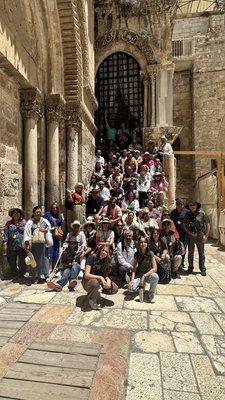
[95, 52, 143, 129]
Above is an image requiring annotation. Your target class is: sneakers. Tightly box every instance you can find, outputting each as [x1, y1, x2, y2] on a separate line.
[68, 279, 78, 290]
[148, 293, 156, 303]
[139, 288, 144, 303]
[89, 299, 101, 310]
[47, 281, 63, 291]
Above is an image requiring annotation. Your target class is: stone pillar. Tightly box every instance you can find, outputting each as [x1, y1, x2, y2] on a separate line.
[20, 88, 42, 217]
[143, 80, 148, 127]
[66, 110, 81, 190]
[45, 94, 65, 205]
[151, 73, 156, 127]
[163, 153, 176, 211]
[155, 63, 174, 127]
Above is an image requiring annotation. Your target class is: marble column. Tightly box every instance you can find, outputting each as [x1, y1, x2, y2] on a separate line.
[151, 73, 156, 127]
[66, 110, 81, 190]
[143, 80, 148, 127]
[20, 88, 42, 217]
[163, 153, 176, 211]
[155, 63, 175, 127]
[45, 94, 65, 205]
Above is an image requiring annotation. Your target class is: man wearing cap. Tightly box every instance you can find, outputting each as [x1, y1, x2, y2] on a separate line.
[86, 186, 104, 220]
[184, 200, 210, 276]
[171, 199, 189, 267]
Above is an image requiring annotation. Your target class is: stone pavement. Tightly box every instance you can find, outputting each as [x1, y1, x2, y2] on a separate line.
[0, 243, 225, 399]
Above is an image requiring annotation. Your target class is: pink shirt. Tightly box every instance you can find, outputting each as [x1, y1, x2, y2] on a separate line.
[103, 205, 122, 220]
[150, 178, 168, 192]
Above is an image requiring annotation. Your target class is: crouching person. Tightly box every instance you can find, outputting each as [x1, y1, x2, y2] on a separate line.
[117, 230, 136, 283]
[82, 246, 118, 310]
[128, 237, 159, 303]
[47, 220, 86, 291]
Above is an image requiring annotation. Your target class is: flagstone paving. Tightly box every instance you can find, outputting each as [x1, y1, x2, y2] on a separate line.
[0, 243, 225, 399]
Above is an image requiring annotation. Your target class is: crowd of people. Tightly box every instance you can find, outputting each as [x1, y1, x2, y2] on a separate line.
[1, 127, 210, 310]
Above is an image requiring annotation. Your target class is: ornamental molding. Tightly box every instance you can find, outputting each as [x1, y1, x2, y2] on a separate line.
[84, 83, 98, 112]
[45, 94, 66, 123]
[95, 29, 154, 64]
[20, 87, 43, 120]
[141, 62, 175, 82]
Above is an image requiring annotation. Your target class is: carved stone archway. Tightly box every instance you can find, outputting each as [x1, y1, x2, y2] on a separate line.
[95, 29, 155, 73]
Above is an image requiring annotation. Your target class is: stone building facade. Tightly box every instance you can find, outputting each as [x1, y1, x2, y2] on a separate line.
[0, 0, 96, 225]
[0, 0, 225, 224]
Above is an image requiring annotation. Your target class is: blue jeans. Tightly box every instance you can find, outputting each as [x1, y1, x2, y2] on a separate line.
[131, 273, 159, 295]
[57, 262, 80, 287]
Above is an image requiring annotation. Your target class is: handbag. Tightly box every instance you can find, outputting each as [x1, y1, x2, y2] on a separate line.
[32, 228, 46, 244]
[157, 259, 171, 284]
[55, 227, 64, 240]
[45, 230, 53, 247]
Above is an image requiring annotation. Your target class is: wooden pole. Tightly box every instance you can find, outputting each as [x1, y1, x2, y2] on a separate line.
[222, 164, 225, 210]
[217, 153, 222, 214]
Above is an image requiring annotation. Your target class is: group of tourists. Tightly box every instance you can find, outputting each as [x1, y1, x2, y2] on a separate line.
[1, 125, 210, 310]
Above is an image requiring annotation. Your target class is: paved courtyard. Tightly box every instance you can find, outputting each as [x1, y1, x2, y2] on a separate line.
[0, 242, 225, 399]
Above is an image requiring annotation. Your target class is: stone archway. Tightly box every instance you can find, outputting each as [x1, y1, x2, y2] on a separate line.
[95, 51, 144, 131]
[95, 28, 154, 73]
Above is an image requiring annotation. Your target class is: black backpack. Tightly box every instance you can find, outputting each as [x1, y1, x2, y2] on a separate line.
[157, 259, 171, 284]
[65, 195, 74, 211]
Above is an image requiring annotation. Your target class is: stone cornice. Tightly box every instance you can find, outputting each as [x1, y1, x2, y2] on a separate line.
[20, 87, 43, 120]
[45, 94, 66, 123]
[84, 83, 98, 111]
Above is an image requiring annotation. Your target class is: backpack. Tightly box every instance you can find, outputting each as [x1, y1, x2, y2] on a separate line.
[157, 259, 171, 284]
[65, 195, 74, 211]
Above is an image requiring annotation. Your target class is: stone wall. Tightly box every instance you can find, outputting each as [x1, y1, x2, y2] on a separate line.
[173, 70, 195, 200]
[0, 69, 22, 225]
[193, 15, 225, 177]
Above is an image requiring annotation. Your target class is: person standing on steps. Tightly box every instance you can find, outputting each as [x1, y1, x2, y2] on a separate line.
[184, 200, 210, 276]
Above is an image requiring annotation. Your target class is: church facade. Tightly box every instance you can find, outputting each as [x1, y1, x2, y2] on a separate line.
[0, 0, 224, 224]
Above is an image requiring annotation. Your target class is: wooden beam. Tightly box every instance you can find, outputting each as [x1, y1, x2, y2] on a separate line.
[174, 150, 225, 156]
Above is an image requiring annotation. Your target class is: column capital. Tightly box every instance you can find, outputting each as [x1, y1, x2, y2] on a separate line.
[141, 63, 175, 82]
[20, 87, 43, 120]
[65, 105, 82, 132]
[45, 94, 65, 123]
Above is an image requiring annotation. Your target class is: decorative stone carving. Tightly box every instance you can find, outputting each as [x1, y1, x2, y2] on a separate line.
[142, 126, 182, 147]
[95, 29, 154, 64]
[45, 94, 65, 123]
[141, 62, 175, 82]
[66, 103, 97, 137]
[20, 87, 43, 120]
[66, 106, 82, 132]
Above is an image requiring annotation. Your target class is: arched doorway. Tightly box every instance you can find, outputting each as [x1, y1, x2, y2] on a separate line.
[95, 52, 144, 131]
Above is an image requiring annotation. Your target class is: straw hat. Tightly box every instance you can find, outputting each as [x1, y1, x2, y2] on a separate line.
[71, 220, 81, 228]
[83, 216, 96, 229]
[25, 251, 36, 269]
[8, 208, 25, 218]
